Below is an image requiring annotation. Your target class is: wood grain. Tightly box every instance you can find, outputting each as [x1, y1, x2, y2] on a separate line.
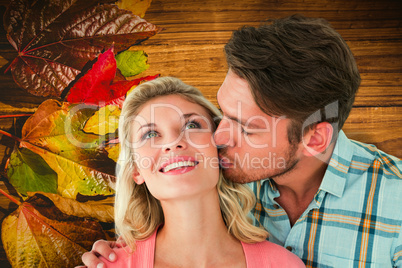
[344, 107, 402, 157]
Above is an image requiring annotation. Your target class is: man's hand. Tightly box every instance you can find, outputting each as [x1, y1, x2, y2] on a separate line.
[75, 239, 125, 268]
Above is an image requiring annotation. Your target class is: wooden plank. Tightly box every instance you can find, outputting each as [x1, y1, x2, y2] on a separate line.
[146, 11, 402, 26]
[343, 107, 402, 159]
[148, 19, 402, 32]
[354, 86, 402, 106]
[147, 0, 402, 13]
[360, 73, 401, 87]
[348, 41, 402, 57]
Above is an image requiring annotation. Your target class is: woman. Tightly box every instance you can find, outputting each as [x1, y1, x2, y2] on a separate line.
[95, 77, 304, 267]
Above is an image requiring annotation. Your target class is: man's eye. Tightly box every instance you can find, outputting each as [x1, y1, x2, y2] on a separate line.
[241, 127, 250, 136]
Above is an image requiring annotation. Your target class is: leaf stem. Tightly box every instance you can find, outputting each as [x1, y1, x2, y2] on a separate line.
[0, 129, 22, 142]
[4, 57, 17, 74]
[0, 188, 21, 206]
[0, 114, 32, 119]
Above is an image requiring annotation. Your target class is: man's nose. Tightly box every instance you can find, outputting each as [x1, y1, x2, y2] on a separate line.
[214, 118, 235, 148]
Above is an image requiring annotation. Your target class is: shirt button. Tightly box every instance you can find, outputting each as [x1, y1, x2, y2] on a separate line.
[286, 246, 293, 251]
[273, 204, 280, 209]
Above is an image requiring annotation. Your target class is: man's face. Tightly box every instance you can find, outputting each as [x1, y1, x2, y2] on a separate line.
[214, 70, 302, 183]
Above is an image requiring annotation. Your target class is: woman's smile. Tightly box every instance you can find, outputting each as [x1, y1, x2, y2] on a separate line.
[159, 156, 199, 174]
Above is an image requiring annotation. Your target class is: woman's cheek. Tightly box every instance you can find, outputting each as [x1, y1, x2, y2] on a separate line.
[188, 132, 215, 147]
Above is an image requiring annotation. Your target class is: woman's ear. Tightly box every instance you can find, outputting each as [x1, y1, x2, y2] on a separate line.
[133, 170, 145, 185]
[302, 122, 334, 157]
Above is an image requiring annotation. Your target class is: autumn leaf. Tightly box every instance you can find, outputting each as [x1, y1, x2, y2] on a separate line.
[105, 139, 120, 162]
[19, 99, 116, 199]
[116, 50, 150, 77]
[27, 192, 114, 223]
[6, 147, 57, 198]
[1, 193, 106, 267]
[84, 105, 121, 136]
[66, 47, 117, 106]
[107, 74, 161, 107]
[4, 0, 159, 98]
[67, 47, 160, 107]
[116, 0, 153, 18]
[0, 55, 8, 69]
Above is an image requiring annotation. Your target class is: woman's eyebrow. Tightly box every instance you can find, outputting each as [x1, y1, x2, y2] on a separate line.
[182, 113, 201, 119]
[138, 123, 156, 131]
[137, 113, 202, 131]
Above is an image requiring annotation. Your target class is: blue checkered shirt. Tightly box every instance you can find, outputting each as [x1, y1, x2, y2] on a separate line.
[248, 131, 402, 267]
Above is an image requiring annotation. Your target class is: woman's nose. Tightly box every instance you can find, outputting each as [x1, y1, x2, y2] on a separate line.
[162, 135, 187, 153]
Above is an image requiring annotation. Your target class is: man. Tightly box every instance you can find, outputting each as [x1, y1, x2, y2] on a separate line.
[80, 15, 402, 267]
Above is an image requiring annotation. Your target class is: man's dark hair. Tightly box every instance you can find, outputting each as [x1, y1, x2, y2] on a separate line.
[224, 14, 361, 143]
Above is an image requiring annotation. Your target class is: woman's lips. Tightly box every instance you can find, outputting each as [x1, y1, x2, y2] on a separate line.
[159, 156, 199, 173]
[161, 160, 198, 172]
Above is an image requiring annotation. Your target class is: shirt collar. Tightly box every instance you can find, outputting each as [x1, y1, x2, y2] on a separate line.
[318, 130, 354, 198]
[261, 130, 354, 200]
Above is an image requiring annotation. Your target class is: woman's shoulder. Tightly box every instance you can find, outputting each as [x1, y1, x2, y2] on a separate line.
[99, 231, 157, 267]
[242, 240, 305, 267]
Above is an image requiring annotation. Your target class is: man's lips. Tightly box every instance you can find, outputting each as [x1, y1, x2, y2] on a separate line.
[219, 154, 233, 169]
[159, 156, 199, 173]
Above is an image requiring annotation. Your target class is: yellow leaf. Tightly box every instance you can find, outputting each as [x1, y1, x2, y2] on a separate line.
[84, 105, 121, 136]
[0, 55, 8, 69]
[116, 0, 152, 18]
[1, 194, 106, 267]
[27, 192, 114, 223]
[105, 142, 120, 162]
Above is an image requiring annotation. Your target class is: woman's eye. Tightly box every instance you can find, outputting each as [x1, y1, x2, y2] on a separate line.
[185, 121, 201, 129]
[144, 131, 158, 139]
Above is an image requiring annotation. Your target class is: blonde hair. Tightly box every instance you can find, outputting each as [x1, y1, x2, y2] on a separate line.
[115, 77, 268, 249]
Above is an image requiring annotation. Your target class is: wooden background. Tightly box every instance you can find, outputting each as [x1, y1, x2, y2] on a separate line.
[0, 0, 401, 266]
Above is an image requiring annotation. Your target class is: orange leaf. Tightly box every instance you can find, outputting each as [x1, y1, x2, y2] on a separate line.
[20, 99, 116, 199]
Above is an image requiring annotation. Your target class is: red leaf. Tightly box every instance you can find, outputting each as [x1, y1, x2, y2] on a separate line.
[67, 47, 117, 105]
[106, 74, 161, 107]
[4, 0, 160, 98]
[67, 47, 159, 106]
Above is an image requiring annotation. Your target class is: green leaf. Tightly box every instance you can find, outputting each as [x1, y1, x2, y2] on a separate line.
[116, 50, 150, 77]
[7, 147, 57, 198]
[83, 105, 121, 136]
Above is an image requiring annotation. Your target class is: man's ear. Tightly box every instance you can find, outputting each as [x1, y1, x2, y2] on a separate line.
[302, 122, 333, 157]
[133, 169, 145, 185]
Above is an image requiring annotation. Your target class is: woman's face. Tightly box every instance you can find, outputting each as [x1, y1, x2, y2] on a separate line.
[130, 94, 220, 201]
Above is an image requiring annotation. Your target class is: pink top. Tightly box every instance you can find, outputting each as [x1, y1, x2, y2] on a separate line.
[101, 230, 305, 267]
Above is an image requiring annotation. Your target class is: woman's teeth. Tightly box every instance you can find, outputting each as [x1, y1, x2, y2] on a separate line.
[162, 161, 197, 172]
